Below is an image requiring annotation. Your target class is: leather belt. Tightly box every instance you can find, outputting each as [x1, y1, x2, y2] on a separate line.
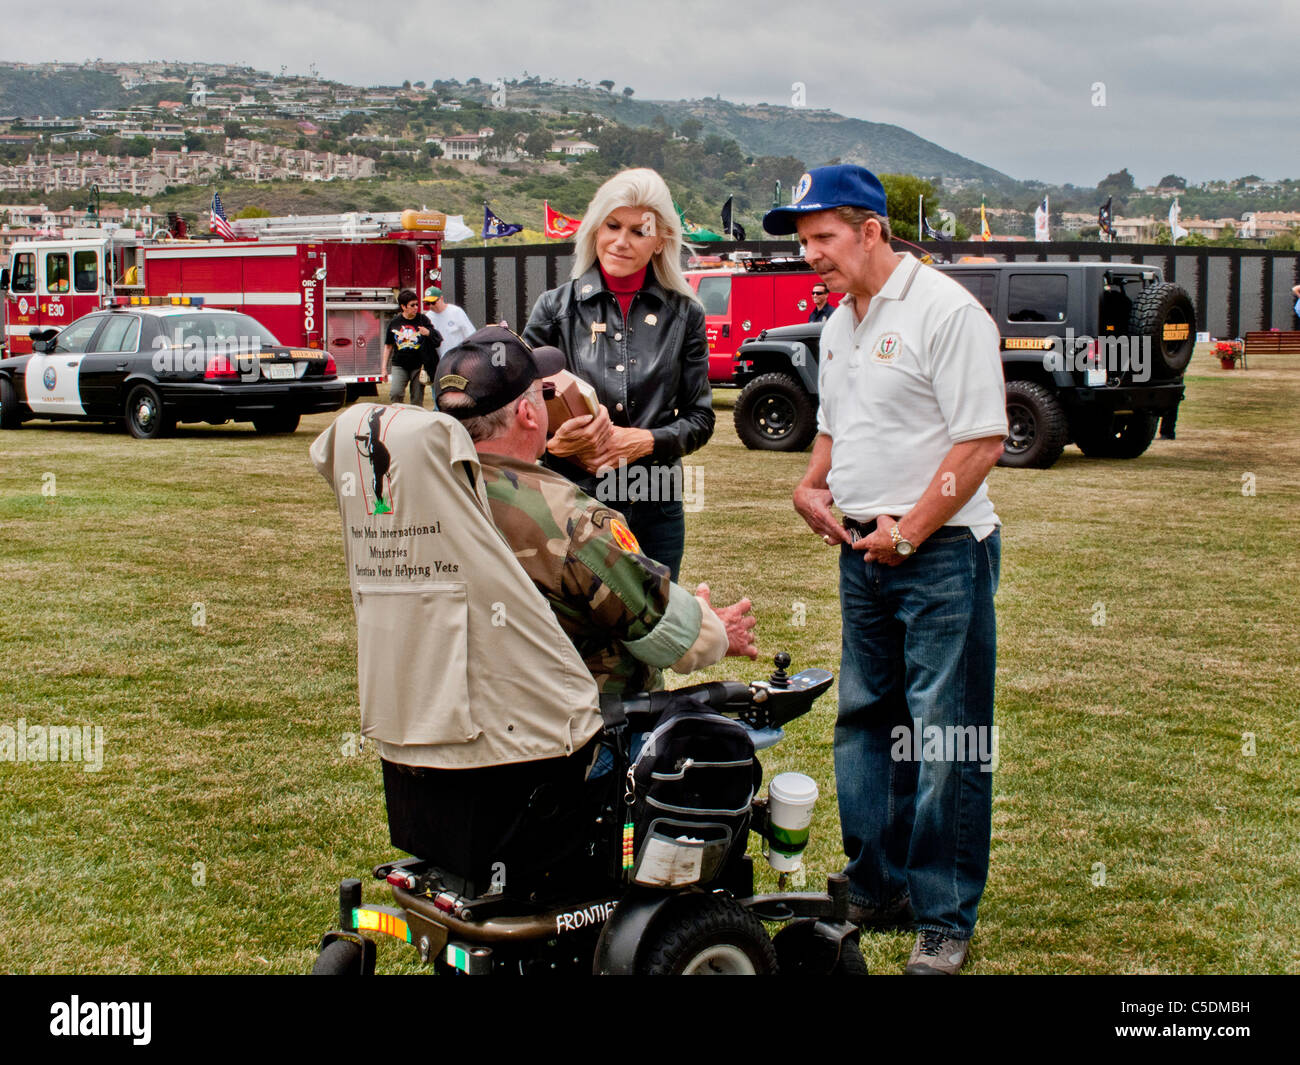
[842, 517, 969, 538]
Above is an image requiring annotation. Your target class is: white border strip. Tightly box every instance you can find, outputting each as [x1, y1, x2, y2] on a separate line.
[145, 245, 298, 260]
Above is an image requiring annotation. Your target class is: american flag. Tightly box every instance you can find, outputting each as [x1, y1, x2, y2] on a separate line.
[209, 192, 236, 240]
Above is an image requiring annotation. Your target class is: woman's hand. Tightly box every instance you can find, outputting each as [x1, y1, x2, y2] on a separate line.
[591, 426, 655, 473]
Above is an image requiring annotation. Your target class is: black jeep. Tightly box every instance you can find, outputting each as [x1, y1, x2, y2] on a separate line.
[732, 261, 1195, 468]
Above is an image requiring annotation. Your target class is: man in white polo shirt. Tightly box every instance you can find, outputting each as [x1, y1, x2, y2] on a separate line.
[765, 165, 1007, 975]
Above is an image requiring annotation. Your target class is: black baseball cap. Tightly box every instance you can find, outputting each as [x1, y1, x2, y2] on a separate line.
[763, 165, 889, 235]
[435, 326, 566, 418]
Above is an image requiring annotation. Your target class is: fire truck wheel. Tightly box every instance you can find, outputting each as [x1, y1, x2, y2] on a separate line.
[252, 412, 301, 435]
[125, 384, 174, 440]
[734, 373, 818, 452]
[0, 377, 22, 430]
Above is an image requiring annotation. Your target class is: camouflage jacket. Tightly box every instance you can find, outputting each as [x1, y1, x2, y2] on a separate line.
[479, 454, 705, 693]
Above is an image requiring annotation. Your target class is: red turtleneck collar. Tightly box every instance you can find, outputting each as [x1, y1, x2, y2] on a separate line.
[600, 264, 648, 317]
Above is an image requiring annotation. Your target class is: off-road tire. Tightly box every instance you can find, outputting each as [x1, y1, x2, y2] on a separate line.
[311, 938, 364, 975]
[1130, 282, 1196, 378]
[1074, 413, 1160, 459]
[252, 412, 301, 435]
[0, 376, 22, 429]
[125, 384, 174, 439]
[999, 380, 1069, 469]
[734, 373, 818, 452]
[638, 894, 778, 975]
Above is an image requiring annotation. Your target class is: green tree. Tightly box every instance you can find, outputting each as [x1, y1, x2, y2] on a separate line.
[622, 87, 634, 99]
[678, 117, 702, 141]
[878, 173, 940, 241]
[1158, 173, 1186, 189]
[1097, 168, 1136, 208]
[234, 205, 270, 219]
[124, 136, 151, 158]
[224, 121, 243, 139]
[523, 128, 554, 158]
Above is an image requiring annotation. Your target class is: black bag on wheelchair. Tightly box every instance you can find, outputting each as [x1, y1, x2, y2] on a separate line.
[624, 699, 760, 889]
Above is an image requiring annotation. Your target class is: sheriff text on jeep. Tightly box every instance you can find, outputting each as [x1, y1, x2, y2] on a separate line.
[731, 260, 1195, 468]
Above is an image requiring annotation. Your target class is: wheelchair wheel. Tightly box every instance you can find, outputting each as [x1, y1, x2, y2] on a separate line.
[639, 895, 778, 975]
[772, 920, 869, 975]
[311, 939, 364, 975]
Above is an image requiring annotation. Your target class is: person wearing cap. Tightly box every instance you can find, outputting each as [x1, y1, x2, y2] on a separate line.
[421, 285, 476, 361]
[436, 326, 756, 694]
[765, 165, 1008, 975]
[382, 288, 441, 406]
[522, 168, 714, 582]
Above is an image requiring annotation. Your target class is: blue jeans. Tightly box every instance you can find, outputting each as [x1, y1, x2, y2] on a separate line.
[835, 527, 1000, 939]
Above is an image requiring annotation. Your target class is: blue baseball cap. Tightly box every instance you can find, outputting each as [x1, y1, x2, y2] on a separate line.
[762, 165, 889, 235]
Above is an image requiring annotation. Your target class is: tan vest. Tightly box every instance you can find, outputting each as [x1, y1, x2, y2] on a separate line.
[310, 404, 602, 768]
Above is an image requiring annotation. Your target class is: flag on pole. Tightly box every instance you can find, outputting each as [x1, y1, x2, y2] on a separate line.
[1169, 198, 1188, 243]
[1098, 196, 1114, 240]
[1034, 196, 1050, 242]
[980, 200, 992, 242]
[922, 215, 942, 241]
[544, 201, 582, 239]
[482, 204, 523, 240]
[721, 196, 745, 241]
[209, 192, 235, 240]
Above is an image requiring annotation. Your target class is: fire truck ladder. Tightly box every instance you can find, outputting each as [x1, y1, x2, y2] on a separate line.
[231, 212, 443, 242]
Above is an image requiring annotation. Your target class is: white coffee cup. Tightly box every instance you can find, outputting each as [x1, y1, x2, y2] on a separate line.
[766, 772, 819, 872]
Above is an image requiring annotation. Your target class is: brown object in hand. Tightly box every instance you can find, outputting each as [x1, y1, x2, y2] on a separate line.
[543, 370, 598, 436]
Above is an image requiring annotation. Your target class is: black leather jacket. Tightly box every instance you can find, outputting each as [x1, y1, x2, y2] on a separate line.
[522, 265, 715, 466]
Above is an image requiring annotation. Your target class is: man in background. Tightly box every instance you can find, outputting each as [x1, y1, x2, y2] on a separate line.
[808, 281, 834, 323]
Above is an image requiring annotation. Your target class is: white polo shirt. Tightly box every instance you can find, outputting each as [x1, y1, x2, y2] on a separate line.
[816, 253, 1007, 539]
[427, 303, 476, 357]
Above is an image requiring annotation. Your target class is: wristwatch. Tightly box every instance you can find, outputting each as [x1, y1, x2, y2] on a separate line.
[890, 524, 915, 558]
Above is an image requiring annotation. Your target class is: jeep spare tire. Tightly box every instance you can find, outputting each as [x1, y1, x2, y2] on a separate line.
[1130, 282, 1195, 378]
[734, 373, 818, 451]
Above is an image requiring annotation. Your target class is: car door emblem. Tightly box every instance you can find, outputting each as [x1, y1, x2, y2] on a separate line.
[43, 366, 57, 390]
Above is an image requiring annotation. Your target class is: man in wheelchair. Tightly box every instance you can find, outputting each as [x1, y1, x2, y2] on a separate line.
[310, 327, 757, 903]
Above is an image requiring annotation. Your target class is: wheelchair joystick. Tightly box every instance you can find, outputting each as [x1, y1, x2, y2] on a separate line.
[769, 652, 791, 689]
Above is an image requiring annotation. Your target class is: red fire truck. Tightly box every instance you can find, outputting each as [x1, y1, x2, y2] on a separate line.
[685, 256, 843, 383]
[2, 211, 446, 399]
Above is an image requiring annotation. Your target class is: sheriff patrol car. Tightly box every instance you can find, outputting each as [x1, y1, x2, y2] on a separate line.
[0, 298, 346, 438]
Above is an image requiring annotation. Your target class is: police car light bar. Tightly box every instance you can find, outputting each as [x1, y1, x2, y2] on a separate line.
[125, 296, 205, 307]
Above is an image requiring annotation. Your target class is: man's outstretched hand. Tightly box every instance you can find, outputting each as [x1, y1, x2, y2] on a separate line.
[697, 582, 758, 660]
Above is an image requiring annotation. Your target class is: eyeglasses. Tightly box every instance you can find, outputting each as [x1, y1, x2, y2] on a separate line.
[812, 289, 828, 296]
[530, 382, 557, 402]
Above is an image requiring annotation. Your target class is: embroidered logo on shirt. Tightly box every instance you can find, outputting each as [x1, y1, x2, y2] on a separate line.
[872, 333, 902, 363]
[608, 518, 641, 553]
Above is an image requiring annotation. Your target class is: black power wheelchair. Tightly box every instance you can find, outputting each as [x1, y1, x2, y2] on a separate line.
[311, 654, 865, 976]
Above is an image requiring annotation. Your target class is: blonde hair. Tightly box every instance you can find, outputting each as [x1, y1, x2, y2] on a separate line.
[570, 168, 698, 302]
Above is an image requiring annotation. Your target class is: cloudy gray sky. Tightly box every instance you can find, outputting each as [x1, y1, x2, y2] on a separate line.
[3, 0, 1293, 186]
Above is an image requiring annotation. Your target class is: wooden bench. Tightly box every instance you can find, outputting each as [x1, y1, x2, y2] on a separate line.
[1244, 331, 1300, 365]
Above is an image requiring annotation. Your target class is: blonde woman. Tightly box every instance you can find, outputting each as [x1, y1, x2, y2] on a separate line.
[523, 168, 713, 580]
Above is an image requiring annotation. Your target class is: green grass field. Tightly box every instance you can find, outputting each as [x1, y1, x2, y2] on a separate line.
[2, 346, 1297, 974]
